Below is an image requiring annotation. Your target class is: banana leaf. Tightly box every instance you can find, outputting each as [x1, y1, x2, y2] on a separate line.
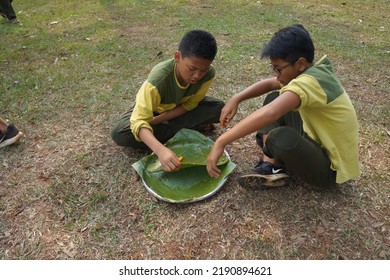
[132, 128, 236, 203]
[146, 129, 229, 172]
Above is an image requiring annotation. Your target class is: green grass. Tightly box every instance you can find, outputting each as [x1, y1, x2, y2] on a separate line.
[0, 0, 389, 260]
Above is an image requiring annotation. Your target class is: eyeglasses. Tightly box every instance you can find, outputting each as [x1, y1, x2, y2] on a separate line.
[270, 63, 291, 75]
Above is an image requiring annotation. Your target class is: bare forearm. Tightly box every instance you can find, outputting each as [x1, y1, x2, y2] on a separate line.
[220, 78, 280, 127]
[233, 77, 280, 103]
[218, 108, 276, 147]
[138, 128, 165, 154]
[208, 91, 300, 178]
[218, 91, 299, 147]
[149, 105, 188, 125]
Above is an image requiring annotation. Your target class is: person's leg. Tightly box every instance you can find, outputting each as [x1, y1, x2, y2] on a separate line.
[168, 96, 224, 133]
[257, 92, 336, 187]
[0, 0, 17, 20]
[238, 91, 335, 189]
[111, 97, 224, 149]
[256, 91, 303, 149]
[111, 108, 145, 149]
[111, 108, 177, 149]
[264, 127, 337, 188]
[0, 7, 6, 18]
[0, 5, 6, 18]
[238, 126, 336, 189]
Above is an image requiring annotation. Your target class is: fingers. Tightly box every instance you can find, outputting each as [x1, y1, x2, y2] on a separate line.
[163, 156, 182, 172]
[224, 115, 232, 127]
[207, 164, 221, 178]
[220, 106, 235, 128]
[207, 155, 222, 178]
[220, 114, 230, 128]
[220, 117, 227, 128]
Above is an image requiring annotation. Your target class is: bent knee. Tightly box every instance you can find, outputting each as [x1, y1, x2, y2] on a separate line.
[266, 127, 301, 150]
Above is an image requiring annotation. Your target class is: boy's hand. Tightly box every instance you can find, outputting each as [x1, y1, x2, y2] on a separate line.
[207, 143, 225, 178]
[157, 147, 182, 172]
[219, 99, 238, 128]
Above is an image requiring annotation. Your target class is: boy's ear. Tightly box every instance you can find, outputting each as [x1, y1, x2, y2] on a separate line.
[174, 51, 181, 63]
[296, 57, 309, 72]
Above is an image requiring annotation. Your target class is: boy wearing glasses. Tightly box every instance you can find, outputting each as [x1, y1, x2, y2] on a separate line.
[207, 24, 360, 189]
[111, 30, 224, 172]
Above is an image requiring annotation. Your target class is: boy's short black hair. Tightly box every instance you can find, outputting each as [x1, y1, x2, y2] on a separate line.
[261, 24, 315, 64]
[179, 30, 217, 61]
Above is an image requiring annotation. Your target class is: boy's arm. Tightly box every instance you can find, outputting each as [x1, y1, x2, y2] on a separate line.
[130, 82, 161, 142]
[220, 77, 281, 127]
[207, 90, 300, 178]
[149, 105, 188, 125]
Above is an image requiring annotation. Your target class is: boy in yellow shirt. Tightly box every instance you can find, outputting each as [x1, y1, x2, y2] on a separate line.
[207, 24, 360, 189]
[112, 30, 224, 172]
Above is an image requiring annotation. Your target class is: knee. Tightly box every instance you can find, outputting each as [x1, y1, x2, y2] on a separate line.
[264, 127, 301, 156]
[209, 98, 225, 114]
[203, 96, 224, 112]
[263, 91, 280, 106]
[216, 99, 225, 109]
[111, 132, 124, 147]
[268, 127, 301, 149]
[110, 124, 132, 147]
[110, 124, 121, 143]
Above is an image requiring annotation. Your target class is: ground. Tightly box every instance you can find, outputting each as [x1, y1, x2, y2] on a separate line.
[0, 0, 389, 260]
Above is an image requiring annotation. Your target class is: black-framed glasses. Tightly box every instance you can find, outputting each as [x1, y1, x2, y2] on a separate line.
[270, 63, 291, 75]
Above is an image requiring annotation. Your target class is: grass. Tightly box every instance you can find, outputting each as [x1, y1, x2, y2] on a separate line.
[0, 0, 389, 260]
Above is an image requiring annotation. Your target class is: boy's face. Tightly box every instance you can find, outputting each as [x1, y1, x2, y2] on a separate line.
[174, 51, 212, 86]
[270, 58, 307, 85]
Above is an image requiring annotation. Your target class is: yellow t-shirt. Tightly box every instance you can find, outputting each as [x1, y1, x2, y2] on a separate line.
[281, 55, 360, 183]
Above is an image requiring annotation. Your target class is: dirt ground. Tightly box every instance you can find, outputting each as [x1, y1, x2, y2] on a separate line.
[1, 0, 389, 260]
[1, 102, 389, 259]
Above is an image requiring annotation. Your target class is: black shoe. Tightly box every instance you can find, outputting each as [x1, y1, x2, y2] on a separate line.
[237, 160, 289, 189]
[0, 124, 24, 148]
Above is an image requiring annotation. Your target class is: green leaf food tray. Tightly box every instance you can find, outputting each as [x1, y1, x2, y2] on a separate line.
[132, 128, 236, 203]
